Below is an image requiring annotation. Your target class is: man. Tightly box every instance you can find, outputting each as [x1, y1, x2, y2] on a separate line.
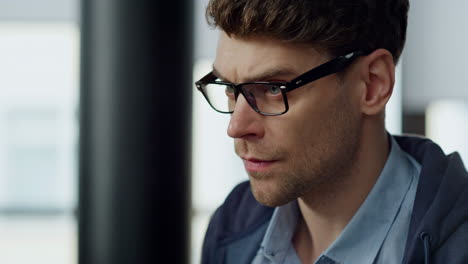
[195, 0, 468, 263]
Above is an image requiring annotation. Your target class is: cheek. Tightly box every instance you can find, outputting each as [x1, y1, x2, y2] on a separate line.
[283, 97, 335, 138]
[263, 79, 355, 152]
[272, 93, 356, 151]
[265, 110, 321, 152]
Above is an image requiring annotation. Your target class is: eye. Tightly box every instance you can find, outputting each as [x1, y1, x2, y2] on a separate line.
[267, 85, 282, 96]
[225, 86, 236, 97]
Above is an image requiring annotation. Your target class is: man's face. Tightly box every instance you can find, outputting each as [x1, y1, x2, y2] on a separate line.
[213, 32, 363, 207]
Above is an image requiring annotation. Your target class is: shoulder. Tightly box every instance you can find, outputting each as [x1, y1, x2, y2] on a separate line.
[201, 181, 274, 264]
[206, 181, 274, 237]
[395, 134, 468, 263]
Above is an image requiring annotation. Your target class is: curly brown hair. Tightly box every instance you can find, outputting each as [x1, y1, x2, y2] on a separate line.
[206, 0, 408, 63]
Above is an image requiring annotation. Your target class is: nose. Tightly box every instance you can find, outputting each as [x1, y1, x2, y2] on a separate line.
[227, 94, 265, 139]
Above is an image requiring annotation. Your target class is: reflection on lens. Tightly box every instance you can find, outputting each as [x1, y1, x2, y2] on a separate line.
[203, 83, 233, 112]
[202, 83, 286, 114]
[241, 83, 286, 114]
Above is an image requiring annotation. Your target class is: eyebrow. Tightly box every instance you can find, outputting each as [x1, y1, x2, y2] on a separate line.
[212, 65, 298, 84]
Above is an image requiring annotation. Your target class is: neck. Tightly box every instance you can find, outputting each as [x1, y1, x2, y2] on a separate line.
[294, 122, 389, 262]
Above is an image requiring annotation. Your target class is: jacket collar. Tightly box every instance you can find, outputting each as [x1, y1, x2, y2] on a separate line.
[395, 136, 468, 263]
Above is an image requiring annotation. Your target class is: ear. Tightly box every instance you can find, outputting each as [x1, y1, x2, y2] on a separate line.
[358, 49, 395, 116]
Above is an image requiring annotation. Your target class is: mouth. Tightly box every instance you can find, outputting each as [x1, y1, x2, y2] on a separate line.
[242, 157, 278, 172]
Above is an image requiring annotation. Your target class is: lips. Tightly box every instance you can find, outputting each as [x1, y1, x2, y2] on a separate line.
[242, 157, 277, 172]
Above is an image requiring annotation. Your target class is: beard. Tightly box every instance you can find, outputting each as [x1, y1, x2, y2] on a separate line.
[237, 92, 362, 207]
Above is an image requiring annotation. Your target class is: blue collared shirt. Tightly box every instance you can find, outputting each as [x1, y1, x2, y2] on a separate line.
[251, 136, 421, 264]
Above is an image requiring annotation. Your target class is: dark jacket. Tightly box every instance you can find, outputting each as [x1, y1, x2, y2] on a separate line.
[201, 136, 468, 264]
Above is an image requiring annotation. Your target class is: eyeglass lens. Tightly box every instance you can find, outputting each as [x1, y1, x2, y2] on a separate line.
[202, 83, 286, 114]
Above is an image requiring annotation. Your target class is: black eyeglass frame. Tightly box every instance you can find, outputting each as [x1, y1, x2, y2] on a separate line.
[195, 51, 365, 116]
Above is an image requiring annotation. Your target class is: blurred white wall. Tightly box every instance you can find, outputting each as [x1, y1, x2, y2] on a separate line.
[0, 24, 79, 210]
[0, 1, 78, 264]
[387, 64, 403, 134]
[0, 0, 77, 22]
[426, 101, 468, 164]
[403, 0, 468, 113]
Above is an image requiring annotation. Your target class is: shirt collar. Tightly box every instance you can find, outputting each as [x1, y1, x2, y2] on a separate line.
[322, 136, 417, 264]
[259, 199, 300, 260]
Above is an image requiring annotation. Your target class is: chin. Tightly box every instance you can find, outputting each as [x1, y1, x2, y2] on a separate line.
[249, 178, 296, 207]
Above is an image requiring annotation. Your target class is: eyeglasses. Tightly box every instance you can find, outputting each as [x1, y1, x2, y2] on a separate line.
[195, 51, 364, 116]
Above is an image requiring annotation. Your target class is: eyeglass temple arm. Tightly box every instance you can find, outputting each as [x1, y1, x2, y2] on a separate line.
[285, 51, 364, 92]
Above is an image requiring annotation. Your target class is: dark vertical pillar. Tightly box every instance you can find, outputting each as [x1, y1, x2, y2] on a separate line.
[79, 0, 193, 263]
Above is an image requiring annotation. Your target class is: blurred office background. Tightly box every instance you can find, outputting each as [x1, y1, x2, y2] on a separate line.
[0, 0, 466, 263]
[0, 0, 78, 263]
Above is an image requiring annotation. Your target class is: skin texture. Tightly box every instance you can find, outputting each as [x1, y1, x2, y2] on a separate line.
[215, 33, 361, 207]
[213, 31, 395, 263]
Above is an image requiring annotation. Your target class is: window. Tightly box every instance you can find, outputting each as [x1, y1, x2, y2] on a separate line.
[0, 23, 78, 264]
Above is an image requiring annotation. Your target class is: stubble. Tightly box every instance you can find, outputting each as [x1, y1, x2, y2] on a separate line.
[246, 91, 362, 207]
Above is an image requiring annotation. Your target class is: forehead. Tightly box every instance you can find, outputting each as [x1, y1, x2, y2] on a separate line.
[213, 31, 326, 83]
